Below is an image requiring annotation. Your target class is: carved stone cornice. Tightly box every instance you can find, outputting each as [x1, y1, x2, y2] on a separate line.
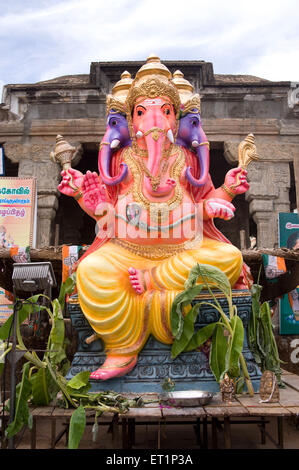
[224, 139, 299, 165]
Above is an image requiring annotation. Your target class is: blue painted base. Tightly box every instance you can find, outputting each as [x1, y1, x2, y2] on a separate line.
[66, 291, 261, 394]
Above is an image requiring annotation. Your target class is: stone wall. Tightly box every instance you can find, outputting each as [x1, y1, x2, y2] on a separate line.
[0, 60, 298, 248]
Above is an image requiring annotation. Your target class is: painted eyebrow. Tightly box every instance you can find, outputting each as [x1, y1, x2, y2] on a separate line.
[161, 102, 172, 108]
[136, 105, 146, 110]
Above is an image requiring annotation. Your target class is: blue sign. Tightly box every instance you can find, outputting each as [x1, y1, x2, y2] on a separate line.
[279, 212, 299, 334]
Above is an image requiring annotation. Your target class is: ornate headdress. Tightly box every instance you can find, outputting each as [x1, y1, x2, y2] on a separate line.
[105, 55, 201, 120]
[172, 70, 201, 115]
[126, 54, 181, 118]
[106, 70, 132, 115]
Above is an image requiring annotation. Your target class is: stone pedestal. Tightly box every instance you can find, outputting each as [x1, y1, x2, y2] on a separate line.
[66, 291, 261, 394]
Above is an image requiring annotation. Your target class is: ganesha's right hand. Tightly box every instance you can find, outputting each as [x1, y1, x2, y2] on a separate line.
[204, 198, 235, 221]
[82, 170, 108, 213]
[58, 168, 84, 196]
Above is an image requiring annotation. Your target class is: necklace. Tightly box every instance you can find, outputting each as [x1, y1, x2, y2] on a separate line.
[122, 145, 185, 215]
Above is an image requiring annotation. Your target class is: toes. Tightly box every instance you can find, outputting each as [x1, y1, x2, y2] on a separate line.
[128, 267, 136, 275]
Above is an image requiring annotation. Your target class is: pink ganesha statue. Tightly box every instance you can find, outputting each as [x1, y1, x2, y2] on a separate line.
[58, 55, 253, 381]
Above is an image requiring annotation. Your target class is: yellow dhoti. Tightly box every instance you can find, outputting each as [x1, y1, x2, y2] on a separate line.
[76, 238, 243, 356]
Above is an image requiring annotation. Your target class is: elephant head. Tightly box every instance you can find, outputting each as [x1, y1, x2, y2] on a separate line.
[98, 111, 131, 186]
[131, 97, 177, 197]
[176, 111, 209, 187]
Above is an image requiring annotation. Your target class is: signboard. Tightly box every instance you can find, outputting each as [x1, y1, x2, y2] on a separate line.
[278, 212, 299, 334]
[0, 177, 37, 248]
[0, 177, 37, 323]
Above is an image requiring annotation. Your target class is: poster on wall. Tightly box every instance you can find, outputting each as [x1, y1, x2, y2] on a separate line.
[0, 177, 37, 249]
[0, 177, 37, 323]
[279, 212, 299, 334]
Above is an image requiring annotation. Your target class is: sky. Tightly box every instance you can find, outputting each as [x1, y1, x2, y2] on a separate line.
[1, 0, 299, 100]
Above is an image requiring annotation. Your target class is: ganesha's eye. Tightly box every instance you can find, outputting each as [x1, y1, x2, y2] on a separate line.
[110, 118, 117, 126]
[192, 119, 199, 126]
[137, 110, 143, 116]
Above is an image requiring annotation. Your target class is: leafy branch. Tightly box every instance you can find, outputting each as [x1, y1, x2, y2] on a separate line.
[0, 273, 145, 449]
[170, 263, 254, 396]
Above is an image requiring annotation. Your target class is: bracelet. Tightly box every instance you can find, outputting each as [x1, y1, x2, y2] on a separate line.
[221, 184, 236, 199]
[73, 190, 83, 201]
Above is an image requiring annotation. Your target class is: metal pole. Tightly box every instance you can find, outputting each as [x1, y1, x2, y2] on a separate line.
[8, 299, 18, 449]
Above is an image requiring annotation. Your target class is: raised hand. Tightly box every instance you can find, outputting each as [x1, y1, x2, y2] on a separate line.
[204, 198, 235, 220]
[58, 168, 84, 196]
[224, 167, 249, 195]
[82, 170, 108, 213]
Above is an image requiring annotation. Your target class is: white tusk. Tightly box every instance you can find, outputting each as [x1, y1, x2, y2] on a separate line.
[136, 130, 143, 139]
[192, 140, 200, 148]
[167, 129, 174, 143]
[110, 139, 120, 149]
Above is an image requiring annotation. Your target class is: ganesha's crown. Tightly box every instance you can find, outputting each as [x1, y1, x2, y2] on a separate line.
[106, 55, 201, 117]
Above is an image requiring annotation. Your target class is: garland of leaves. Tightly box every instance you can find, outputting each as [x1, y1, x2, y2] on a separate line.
[0, 274, 144, 449]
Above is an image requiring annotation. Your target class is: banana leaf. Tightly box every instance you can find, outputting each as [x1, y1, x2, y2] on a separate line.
[209, 323, 228, 382]
[171, 303, 200, 358]
[46, 298, 67, 367]
[31, 367, 59, 406]
[66, 371, 91, 395]
[184, 322, 218, 352]
[0, 294, 45, 341]
[184, 263, 231, 298]
[227, 315, 244, 378]
[5, 362, 32, 439]
[68, 405, 86, 449]
[170, 285, 204, 339]
[58, 272, 76, 311]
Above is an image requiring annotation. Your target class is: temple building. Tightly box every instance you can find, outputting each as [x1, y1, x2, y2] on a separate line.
[1, 59, 299, 249]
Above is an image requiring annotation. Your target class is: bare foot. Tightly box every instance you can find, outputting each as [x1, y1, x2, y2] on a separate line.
[89, 354, 137, 380]
[128, 267, 146, 295]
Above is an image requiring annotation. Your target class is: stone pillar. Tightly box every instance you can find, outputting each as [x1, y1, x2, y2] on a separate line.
[224, 140, 292, 249]
[246, 161, 290, 248]
[4, 143, 61, 247]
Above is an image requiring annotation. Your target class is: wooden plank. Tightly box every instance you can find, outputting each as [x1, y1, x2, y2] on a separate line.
[286, 407, 299, 415]
[243, 407, 291, 416]
[51, 408, 74, 418]
[120, 407, 162, 420]
[278, 387, 299, 407]
[281, 369, 295, 376]
[237, 394, 281, 408]
[204, 406, 249, 417]
[30, 407, 54, 417]
[161, 407, 206, 419]
[206, 393, 241, 407]
[282, 375, 299, 392]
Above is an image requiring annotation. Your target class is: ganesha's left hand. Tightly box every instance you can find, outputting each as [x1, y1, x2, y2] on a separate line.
[224, 167, 249, 195]
[204, 198, 235, 220]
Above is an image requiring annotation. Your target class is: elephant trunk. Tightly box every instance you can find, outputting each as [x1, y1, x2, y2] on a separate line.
[98, 139, 128, 186]
[186, 126, 209, 187]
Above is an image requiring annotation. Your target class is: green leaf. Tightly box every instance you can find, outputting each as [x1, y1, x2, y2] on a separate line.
[170, 285, 203, 338]
[171, 304, 200, 358]
[227, 315, 244, 378]
[185, 263, 231, 298]
[31, 367, 59, 406]
[184, 322, 218, 352]
[209, 323, 228, 382]
[58, 273, 76, 311]
[5, 362, 32, 439]
[0, 295, 44, 341]
[68, 405, 86, 449]
[66, 371, 91, 395]
[46, 298, 67, 367]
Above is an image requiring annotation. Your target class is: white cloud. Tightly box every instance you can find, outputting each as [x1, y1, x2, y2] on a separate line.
[0, 0, 299, 100]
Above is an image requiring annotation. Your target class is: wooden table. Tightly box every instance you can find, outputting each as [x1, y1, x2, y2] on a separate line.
[1, 369, 299, 449]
